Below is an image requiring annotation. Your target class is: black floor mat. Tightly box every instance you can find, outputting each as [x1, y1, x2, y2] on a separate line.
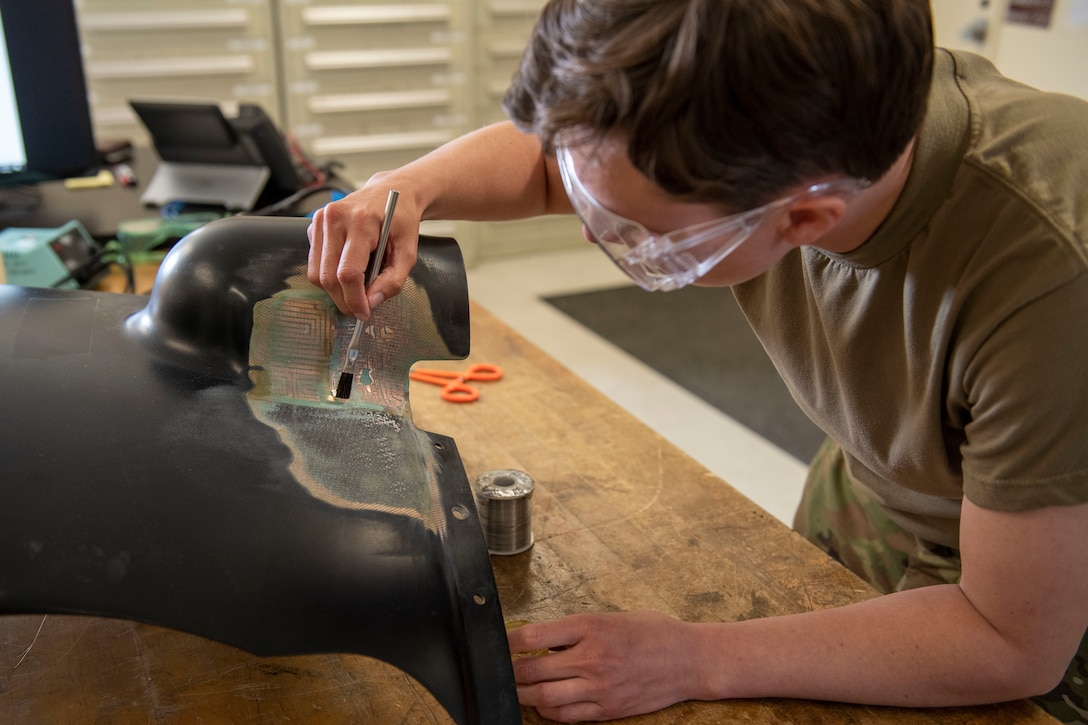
[544, 284, 826, 463]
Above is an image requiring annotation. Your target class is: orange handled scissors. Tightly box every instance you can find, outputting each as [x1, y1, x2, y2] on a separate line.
[409, 363, 504, 403]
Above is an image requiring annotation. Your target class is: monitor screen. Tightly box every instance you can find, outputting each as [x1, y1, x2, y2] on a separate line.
[0, 0, 97, 187]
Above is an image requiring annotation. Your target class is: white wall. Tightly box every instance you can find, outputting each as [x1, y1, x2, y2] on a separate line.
[932, 0, 1088, 99]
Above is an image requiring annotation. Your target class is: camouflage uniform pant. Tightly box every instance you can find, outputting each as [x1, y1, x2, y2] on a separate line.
[794, 438, 1088, 724]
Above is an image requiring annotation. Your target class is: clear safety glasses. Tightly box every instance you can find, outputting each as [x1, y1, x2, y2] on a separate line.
[556, 143, 867, 292]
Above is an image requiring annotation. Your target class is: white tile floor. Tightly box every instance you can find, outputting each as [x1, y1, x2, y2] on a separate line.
[464, 245, 809, 525]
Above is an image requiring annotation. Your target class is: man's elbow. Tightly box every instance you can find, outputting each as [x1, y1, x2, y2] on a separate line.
[985, 645, 1072, 701]
[1020, 656, 1070, 700]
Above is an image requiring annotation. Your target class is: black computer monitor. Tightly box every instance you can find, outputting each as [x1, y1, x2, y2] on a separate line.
[0, 0, 98, 189]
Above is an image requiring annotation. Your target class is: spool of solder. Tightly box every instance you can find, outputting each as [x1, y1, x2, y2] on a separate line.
[475, 469, 535, 555]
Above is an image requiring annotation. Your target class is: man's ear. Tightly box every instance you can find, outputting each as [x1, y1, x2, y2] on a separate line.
[778, 197, 849, 248]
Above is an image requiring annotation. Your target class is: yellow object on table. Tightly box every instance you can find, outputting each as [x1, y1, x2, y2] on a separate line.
[63, 168, 115, 190]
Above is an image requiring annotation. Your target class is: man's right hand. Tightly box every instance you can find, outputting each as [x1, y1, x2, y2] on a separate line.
[307, 175, 422, 320]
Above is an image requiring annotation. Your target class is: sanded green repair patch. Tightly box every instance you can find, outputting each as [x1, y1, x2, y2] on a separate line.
[243, 276, 449, 529]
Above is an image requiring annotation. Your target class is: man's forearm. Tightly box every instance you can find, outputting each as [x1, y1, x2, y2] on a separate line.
[693, 584, 1059, 707]
[370, 121, 564, 224]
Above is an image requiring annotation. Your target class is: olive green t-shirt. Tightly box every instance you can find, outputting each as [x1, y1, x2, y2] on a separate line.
[733, 49, 1088, 548]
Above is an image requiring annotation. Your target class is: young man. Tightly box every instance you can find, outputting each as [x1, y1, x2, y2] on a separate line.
[308, 0, 1088, 721]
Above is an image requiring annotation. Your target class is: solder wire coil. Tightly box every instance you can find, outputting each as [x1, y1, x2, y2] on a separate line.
[474, 469, 534, 555]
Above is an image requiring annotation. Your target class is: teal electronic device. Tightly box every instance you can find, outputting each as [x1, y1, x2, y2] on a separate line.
[0, 221, 98, 289]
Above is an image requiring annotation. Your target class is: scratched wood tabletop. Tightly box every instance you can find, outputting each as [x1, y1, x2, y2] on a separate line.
[0, 301, 1055, 724]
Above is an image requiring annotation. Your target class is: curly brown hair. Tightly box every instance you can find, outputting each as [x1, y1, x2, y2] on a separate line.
[503, 0, 933, 210]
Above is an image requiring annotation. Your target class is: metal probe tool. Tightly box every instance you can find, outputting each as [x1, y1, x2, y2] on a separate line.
[334, 189, 399, 399]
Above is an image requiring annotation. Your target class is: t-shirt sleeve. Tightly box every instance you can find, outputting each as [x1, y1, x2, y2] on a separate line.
[960, 274, 1088, 511]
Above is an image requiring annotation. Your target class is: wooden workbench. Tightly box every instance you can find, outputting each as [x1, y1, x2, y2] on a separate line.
[0, 301, 1054, 724]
